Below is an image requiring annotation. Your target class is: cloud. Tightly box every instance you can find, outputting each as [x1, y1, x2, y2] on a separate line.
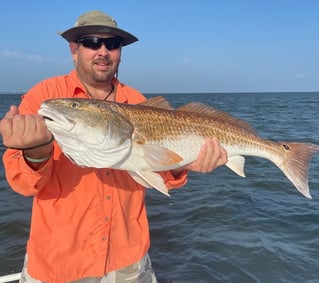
[0, 49, 47, 62]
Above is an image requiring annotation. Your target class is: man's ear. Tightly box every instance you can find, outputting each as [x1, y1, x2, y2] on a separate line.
[70, 42, 78, 55]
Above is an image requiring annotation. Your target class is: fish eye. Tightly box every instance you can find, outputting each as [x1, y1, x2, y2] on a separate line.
[70, 102, 79, 109]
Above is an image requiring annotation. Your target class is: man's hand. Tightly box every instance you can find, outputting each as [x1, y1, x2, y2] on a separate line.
[172, 137, 228, 177]
[186, 137, 228, 173]
[0, 105, 53, 159]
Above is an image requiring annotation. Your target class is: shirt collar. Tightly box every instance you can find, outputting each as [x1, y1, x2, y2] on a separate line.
[69, 69, 128, 103]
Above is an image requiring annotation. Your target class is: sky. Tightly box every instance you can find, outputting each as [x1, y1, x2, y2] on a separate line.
[0, 0, 318, 93]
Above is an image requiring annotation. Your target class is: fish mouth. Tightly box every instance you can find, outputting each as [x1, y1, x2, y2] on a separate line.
[38, 107, 75, 131]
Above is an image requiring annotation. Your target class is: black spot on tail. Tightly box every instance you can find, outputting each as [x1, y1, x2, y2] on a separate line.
[283, 144, 291, 151]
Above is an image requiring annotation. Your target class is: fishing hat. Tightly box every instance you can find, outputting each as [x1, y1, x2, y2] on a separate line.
[58, 10, 138, 46]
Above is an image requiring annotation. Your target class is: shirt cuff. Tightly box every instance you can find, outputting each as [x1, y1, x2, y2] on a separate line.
[160, 170, 188, 190]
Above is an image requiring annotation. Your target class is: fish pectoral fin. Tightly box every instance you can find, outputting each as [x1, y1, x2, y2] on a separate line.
[142, 145, 183, 169]
[128, 170, 170, 196]
[226, 155, 246, 177]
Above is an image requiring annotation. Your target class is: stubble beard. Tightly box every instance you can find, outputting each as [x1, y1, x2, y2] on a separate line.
[91, 57, 119, 83]
[92, 69, 114, 83]
[76, 56, 119, 85]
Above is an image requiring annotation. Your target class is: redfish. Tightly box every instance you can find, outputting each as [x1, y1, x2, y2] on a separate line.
[38, 96, 319, 198]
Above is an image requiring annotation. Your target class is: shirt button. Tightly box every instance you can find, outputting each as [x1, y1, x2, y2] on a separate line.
[105, 171, 110, 176]
[106, 195, 111, 200]
[102, 237, 107, 241]
[104, 217, 109, 221]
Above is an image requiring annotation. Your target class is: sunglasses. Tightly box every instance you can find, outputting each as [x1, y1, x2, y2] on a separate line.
[76, 37, 122, 51]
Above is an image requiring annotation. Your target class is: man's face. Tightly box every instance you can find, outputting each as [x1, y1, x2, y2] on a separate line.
[70, 33, 122, 86]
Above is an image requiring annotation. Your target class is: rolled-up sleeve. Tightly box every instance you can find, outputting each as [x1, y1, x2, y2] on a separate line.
[3, 149, 54, 196]
[160, 170, 188, 190]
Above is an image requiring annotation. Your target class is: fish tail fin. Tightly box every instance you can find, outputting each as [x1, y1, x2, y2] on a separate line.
[274, 142, 319, 199]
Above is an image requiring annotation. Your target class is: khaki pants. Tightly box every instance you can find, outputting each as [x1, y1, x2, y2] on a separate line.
[20, 254, 158, 283]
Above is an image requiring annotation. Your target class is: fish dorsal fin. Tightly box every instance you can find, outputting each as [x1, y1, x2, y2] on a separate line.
[139, 96, 173, 110]
[177, 102, 256, 134]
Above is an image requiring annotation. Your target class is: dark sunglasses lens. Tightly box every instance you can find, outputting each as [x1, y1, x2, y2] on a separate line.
[80, 38, 101, 50]
[104, 38, 121, 50]
[78, 37, 121, 50]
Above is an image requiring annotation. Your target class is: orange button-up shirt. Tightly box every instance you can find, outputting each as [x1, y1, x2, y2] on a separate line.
[3, 70, 187, 283]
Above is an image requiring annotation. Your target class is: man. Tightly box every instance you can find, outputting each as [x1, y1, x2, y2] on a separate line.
[0, 10, 227, 283]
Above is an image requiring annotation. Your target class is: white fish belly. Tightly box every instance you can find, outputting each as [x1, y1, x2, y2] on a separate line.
[116, 135, 205, 171]
[225, 143, 279, 163]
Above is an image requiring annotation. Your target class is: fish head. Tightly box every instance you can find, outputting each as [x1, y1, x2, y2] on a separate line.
[38, 98, 134, 167]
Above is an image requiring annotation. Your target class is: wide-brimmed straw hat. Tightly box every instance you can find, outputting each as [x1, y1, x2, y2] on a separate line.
[58, 10, 138, 46]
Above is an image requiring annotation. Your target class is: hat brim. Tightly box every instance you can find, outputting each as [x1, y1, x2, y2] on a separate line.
[59, 25, 138, 46]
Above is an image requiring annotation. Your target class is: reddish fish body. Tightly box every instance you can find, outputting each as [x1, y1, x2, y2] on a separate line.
[38, 96, 319, 198]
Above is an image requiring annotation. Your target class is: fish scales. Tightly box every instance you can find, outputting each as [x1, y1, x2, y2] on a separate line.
[111, 102, 253, 143]
[117, 102, 279, 160]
